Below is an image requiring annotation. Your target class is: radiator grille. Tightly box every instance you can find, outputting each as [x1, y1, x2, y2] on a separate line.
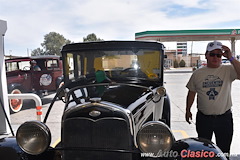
[62, 117, 132, 160]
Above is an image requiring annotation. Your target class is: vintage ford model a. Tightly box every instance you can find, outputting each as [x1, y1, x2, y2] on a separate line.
[5, 56, 63, 113]
[0, 41, 227, 160]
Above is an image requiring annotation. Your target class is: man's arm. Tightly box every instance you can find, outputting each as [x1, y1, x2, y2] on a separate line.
[185, 90, 196, 124]
[230, 58, 240, 79]
[222, 45, 240, 78]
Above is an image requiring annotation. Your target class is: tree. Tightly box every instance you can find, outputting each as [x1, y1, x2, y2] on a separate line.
[42, 32, 71, 55]
[32, 32, 71, 56]
[32, 32, 103, 56]
[31, 48, 44, 56]
[179, 59, 186, 67]
[83, 33, 103, 42]
[173, 60, 179, 68]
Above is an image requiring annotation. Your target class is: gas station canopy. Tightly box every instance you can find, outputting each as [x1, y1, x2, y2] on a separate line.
[135, 29, 240, 55]
[135, 29, 240, 42]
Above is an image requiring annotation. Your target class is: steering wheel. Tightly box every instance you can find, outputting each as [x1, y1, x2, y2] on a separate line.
[120, 68, 147, 78]
[22, 66, 30, 71]
[120, 68, 137, 76]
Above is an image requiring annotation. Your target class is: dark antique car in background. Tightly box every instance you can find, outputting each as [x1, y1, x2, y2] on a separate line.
[5, 56, 63, 112]
[0, 41, 227, 160]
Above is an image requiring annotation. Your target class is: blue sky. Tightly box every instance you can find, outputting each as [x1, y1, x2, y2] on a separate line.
[0, 0, 240, 56]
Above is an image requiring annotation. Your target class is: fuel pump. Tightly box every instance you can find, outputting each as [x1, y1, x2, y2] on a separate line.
[0, 20, 10, 134]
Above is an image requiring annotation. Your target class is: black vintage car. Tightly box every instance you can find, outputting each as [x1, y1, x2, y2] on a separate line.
[0, 41, 227, 160]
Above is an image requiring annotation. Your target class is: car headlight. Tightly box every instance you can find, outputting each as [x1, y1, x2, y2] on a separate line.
[137, 121, 175, 157]
[156, 87, 166, 97]
[16, 121, 51, 155]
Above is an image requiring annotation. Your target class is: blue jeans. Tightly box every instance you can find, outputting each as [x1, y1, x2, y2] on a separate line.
[196, 110, 233, 156]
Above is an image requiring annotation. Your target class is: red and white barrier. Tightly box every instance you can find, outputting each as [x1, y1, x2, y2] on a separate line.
[8, 93, 42, 121]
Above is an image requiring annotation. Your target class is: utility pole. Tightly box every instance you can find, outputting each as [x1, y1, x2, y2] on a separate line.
[191, 41, 193, 67]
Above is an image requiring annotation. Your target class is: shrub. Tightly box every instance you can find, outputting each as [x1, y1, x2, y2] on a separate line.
[179, 59, 186, 67]
[173, 60, 179, 68]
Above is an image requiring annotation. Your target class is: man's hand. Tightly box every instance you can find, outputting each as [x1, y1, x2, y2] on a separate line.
[222, 45, 232, 59]
[222, 44, 240, 79]
[186, 90, 196, 124]
[185, 110, 192, 124]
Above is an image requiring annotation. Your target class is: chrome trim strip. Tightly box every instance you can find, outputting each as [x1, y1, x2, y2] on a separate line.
[64, 116, 127, 123]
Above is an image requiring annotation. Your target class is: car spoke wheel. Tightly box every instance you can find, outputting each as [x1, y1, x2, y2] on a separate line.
[9, 89, 23, 113]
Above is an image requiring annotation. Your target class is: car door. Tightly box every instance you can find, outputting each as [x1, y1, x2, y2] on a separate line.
[32, 58, 62, 91]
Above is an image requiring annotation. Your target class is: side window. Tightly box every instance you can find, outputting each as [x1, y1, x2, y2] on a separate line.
[66, 53, 74, 79]
[19, 61, 31, 70]
[47, 60, 59, 70]
[6, 62, 18, 72]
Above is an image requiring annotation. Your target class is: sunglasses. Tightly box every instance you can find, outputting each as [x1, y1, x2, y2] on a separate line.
[209, 53, 222, 58]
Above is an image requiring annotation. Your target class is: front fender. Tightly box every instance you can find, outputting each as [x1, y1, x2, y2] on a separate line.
[7, 83, 22, 93]
[171, 137, 227, 160]
[0, 137, 56, 160]
[0, 137, 22, 160]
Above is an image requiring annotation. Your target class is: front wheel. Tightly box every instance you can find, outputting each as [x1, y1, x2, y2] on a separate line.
[9, 89, 23, 113]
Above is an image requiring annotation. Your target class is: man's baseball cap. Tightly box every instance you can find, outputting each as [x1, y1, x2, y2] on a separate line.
[31, 60, 37, 64]
[206, 40, 222, 52]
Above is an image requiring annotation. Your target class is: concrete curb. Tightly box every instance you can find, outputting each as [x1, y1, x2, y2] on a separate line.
[164, 67, 194, 73]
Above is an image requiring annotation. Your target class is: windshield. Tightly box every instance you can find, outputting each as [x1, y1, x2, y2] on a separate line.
[63, 49, 163, 82]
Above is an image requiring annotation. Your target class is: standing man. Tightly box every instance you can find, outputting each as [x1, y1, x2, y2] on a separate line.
[185, 41, 240, 158]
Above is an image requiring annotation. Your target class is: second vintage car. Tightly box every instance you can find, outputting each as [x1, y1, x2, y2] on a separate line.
[5, 55, 63, 112]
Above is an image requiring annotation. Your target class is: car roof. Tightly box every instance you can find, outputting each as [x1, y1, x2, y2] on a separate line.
[61, 41, 165, 53]
[5, 55, 61, 62]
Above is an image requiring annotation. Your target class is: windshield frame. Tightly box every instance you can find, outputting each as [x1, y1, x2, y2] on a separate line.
[61, 41, 165, 85]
